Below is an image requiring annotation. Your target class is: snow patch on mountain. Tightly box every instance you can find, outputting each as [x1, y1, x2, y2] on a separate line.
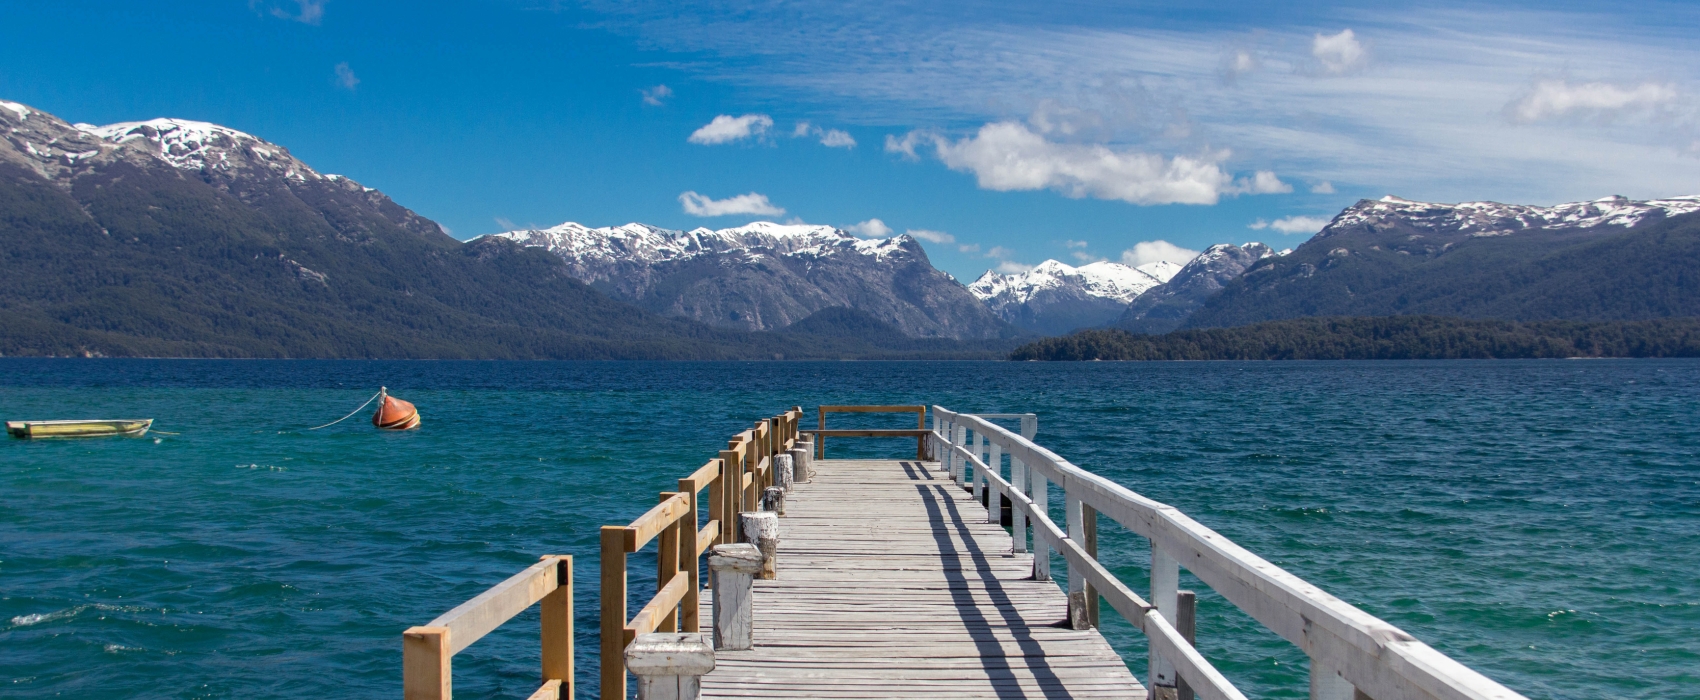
[77, 118, 323, 179]
[968, 259, 1170, 306]
[1325, 194, 1700, 239]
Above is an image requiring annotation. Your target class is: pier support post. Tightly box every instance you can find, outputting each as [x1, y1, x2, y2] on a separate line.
[775, 454, 794, 492]
[762, 486, 786, 516]
[1150, 545, 1180, 696]
[740, 511, 779, 579]
[708, 543, 761, 651]
[626, 632, 714, 700]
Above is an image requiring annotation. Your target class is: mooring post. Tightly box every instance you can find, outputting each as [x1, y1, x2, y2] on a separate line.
[762, 486, 785, 516]
[785, 447, 809, 483]
[708, 543, 760, 651]
[739, 511, 779, 579]
[775, 454, 794, 492]
[1150, 545, 1180, 698]
[625, 633, 714, 700]
[1177, 589, 1197, 700]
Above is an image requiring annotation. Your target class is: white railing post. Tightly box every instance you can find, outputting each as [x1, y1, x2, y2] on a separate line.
[953, 425, 968, 487]
[1032, 469, 1050, 581]
[1065, 485, 1088, 630]
[1020, 414, 1036, 441]
[987, 441, 1002, 524]
[1310, 660, 1356, 700]
[1151, 545, 1180, 696]
[1010, 448, 1027, 553]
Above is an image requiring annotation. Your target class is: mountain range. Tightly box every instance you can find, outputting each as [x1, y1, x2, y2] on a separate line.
[0, 100, 1008, 358]
[486, 221, 1016, 339]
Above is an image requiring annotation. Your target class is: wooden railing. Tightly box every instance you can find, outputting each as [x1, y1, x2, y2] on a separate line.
[812, 404, 928, 459]
[403, 555, 574, 700]
[598, 407, 803, 700]
[931, 406, 1528, 700]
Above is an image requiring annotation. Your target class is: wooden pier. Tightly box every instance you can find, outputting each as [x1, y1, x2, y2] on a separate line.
[404, 405, 1530, 700]
[700, 458, 1143, 698]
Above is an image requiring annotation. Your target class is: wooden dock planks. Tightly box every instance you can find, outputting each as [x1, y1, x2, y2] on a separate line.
[701, 459, 1146, 699]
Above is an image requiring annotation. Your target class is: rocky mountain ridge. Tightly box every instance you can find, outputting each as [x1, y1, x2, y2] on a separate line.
[489, 221, 1018, 339]
[1115, 243, 1279, 334]
[966, 259, 1179, 335]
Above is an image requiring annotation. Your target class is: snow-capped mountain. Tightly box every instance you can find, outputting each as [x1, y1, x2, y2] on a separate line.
[967, 259, 1178, 335]
[1116, 243, 1278, 334]
[1322, 194, 1700, 239]
[1184, 192, 1700, 329]
[487, 222, 1016, 339]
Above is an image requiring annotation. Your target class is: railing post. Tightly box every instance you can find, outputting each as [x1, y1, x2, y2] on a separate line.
[541, 556, 575, 698]
[1083, 504, 1098, 628]
[953, 425, 968, 487]
[816, 406, 825, 459]
[1310, 659, 1357, 700]
[1011, 448, 1027, 554]
[1032, 470, 1050, 581]
[600, 526, 629, 700]
[1065, 487, 1088, 629]
[1020, 414, 1037, 441]
[1150, 545, 1180, 698]
[709, 543, 761, 651]
[1177, 590, 1197, 700]
[718, 449, 740, 545]
[403, 626, 451, 700]
[707, 458, 724, 546]
[658, 494, 681, 633]
[986, 441, 1002, 524]
[626, 633, 714, 700]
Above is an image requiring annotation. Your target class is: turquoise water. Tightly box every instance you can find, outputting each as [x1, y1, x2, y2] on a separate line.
[1, 359, 1696, 699]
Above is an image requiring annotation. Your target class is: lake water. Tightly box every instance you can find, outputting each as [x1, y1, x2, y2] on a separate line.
[1, 359, 1696, 699]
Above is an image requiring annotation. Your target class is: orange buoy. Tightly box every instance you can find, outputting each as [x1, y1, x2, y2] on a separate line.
[371, 387, 420, 430]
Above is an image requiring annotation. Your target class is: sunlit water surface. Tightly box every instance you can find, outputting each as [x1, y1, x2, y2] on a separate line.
[1, 359, 1695, 699]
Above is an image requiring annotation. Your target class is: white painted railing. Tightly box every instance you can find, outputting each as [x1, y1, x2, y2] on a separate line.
[931, 406, 1527, 700]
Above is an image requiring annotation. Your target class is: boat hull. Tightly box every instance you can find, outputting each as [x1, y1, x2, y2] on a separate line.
[6, 419, 153, 439]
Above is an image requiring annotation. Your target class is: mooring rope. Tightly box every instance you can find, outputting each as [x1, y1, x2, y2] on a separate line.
[307, 390, 383, 431]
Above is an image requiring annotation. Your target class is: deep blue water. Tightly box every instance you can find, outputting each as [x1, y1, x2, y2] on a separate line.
[1, 359, 1696, 699]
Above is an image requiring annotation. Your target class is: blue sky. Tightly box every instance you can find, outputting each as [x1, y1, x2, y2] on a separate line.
[2, 1, 1697, 280]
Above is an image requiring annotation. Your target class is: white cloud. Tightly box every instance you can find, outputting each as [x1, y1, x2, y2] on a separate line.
[642, 85, 673, 106]
[1120, 240, 1200, 267]
[903, 121, 1266, 205]
[792, 121, 812, 137]
[818, 128, 856, 148]
[1310, 181, 1336, 194]
[906, 228, 954, 244]
[687, 114, 773, 145]
[1233, 170, 1292, 194]
[884, 131, 927, 160]
[262, 0, 324, 24]
[1251, 215, 1332, 234]
[1070, 250, 1104, 263]
[996, 261, 1035, 274]
[957, 243, 981, 254]
[846, 218, 893, 237]
[1506, 80, 1678, 123]
[1064, 239, 1088, 248]
[333, 62, 358, 91]
[1312, 29, 1366, 74]
[678, 191, 786, 217]
[495, 217, 517, 231]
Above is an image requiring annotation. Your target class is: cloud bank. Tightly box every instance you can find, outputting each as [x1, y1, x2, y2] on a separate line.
[1120, 240, 1200, 267]
[679, 191, 785, 217]
[1249, 215, 1332, 234]
[1506, 80, 1677, 123]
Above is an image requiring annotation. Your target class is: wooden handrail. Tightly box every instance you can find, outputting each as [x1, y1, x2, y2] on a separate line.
[403, 555, 573, 700]
[599, 409, 801, 700]
[933, 406, 1528, 700]
[816, 405, 928, 459]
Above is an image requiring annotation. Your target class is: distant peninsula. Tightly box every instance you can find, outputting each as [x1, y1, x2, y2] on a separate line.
[1009, 316, 1700, 361]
